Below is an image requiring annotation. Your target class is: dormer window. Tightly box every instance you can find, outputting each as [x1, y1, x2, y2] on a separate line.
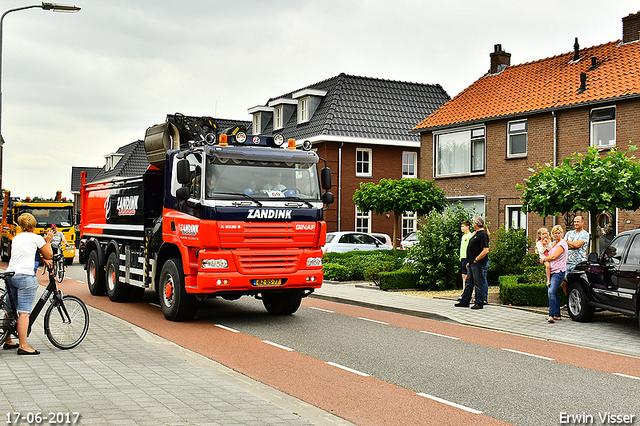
[274, 105, 283, 129]
[105, 153, 124, 171]
[253, 114, 261, 134]
[267, 98, 296, 130]
[292, 88, 327, 124]
[247, 105, 274, 134]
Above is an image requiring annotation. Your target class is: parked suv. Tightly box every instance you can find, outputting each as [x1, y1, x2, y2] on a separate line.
[566, 228, 640, 329]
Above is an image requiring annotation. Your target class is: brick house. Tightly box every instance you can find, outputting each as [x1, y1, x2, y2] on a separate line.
[248, 73, 450, 243]
[414, 11, 640, 251]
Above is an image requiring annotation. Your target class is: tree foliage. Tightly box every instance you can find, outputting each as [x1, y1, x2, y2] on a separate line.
[352, 178, 447, 249]
[518, 146, 640, 248]
[488, 226, 532, 277]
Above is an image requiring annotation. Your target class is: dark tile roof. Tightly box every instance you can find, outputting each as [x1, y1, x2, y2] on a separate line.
[90, 140, 149, 182]
[70, 167, 101, 192]
[257, 73, 450, 141]
[414, 39, 640, 131]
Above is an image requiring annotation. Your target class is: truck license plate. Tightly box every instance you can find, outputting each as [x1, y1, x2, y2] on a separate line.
[253, 278, 282, 286]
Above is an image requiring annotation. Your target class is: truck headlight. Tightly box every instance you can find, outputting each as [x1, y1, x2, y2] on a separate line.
[202, 259, 228, 269]
[307, 257, 322, 267]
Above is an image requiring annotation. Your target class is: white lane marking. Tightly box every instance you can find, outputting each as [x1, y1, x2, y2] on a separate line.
[263, 340, 294, 351]
[357, 317, 389, 325]
[418, 393, 483, 414]
[309, 307, 334, 313]
[325, 362, 370, 377]
[420, 331, 460, 340]
[613, 373, 640, 381]
[215, 324, 240, 333]
[500, 348, 554, 361]
[76, 280, 85, 284]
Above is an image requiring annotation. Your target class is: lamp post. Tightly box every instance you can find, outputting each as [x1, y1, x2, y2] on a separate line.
[0, 2, 81, 193]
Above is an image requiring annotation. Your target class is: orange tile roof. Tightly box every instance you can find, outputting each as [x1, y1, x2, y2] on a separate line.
[414, 40, 640, 131]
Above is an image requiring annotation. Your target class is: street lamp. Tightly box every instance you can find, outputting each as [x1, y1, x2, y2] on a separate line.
[0, 2, 81, 193]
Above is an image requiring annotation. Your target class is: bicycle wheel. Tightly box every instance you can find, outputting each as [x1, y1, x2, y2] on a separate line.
[0, 299, 16, 346]
[44, 295, 89, 349]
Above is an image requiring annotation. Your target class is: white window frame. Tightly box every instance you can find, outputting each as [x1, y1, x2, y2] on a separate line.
[590, 106, 616, 148]
[507, 119, 527, 157]
[253, 114, 261, 135]
[434, 127, 485, 177]
[402, 151, 417, 178]
[274, 105, 283, 130]
[298, 97, 309, 123]
[356, 148, 372, 177]
[355, 208, 371, 233]
[505, 205, 527, 231]
[401, 212, 417, 238]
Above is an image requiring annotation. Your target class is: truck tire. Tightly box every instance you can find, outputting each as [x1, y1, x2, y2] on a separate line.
[262, 291, 303, 315]
[106, 253, 132, 302]
[86, 250, 106, 295]
[159, 258, 197, 321]
[567, 284, 595, 322]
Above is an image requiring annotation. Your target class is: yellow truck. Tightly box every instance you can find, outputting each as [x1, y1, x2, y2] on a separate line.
[1, 191, 76, 265]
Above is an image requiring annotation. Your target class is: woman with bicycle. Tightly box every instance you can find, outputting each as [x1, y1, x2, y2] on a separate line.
[3, 213, 53, 355]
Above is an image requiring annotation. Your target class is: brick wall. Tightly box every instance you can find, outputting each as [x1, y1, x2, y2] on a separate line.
[419, 98, 640, 248]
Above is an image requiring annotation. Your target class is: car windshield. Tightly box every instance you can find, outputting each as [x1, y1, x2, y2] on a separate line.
[405, 232, 418, 241]
[204, 155, 321, 201]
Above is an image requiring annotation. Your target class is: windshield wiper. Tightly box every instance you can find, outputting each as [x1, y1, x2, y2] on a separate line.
[214, 192, 263, 207]
[284, 195, 314, 208]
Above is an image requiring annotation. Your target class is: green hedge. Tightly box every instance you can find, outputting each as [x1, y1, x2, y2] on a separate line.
[322, 250, 407, 281]
[499, 274, 567, 306]
[379, 269, 421, 290]
[322, 264, 350, 281]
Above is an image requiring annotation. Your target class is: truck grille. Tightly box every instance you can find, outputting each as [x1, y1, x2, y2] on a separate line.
[235, 251, 301, 273]
[218, 222, 316, 249]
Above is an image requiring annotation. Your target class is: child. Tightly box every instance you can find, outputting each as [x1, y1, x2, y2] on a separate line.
[536, 227, 552, 285]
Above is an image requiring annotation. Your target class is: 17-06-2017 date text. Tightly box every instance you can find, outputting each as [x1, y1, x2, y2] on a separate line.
[6, 412, 80, 425]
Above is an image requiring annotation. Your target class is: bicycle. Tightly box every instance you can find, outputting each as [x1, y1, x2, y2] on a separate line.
[52, 245, 67, 283]
[0, 264, 89, 350]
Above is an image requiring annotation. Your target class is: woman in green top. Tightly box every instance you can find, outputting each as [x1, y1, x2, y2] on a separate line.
[459, 220, 472, 286]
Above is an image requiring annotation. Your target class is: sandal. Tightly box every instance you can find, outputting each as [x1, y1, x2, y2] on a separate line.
[546, 317, 554, 323]
[553, 316, 562, 321]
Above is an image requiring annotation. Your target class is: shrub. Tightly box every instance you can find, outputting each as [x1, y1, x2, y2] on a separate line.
[489, 226, 531, 277]
[363, 261, 396, 284]
[408, 203, 474, 290]
[322, 250, 406, 281]
[499, 274, 566, 306]
[322, 263, 350, 281]
[379, 269, 421, 290]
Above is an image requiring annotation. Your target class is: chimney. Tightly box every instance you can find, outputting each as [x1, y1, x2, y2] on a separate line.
[623, 11, 640, 43]
[490, 44, 511, 74]
[573, 37, 580, 61]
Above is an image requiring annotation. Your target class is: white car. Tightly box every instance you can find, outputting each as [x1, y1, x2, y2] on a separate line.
[369, 233, 393, 246]
[323, 232, 393, 253]
[401, 232, 419, 249]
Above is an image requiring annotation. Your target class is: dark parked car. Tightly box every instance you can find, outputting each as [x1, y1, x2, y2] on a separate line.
[566, 229, 640, 329]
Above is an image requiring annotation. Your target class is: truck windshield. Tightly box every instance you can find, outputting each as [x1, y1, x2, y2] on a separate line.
[205, 156, 321, 201]
[20, 207, 73, 228]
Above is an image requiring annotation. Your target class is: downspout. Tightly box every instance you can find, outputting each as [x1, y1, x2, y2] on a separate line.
[552, 111, 557, 227]
[338, 142, 343, 231]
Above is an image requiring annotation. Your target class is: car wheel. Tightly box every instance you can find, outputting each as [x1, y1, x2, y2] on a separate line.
[567, 285, 595, 322]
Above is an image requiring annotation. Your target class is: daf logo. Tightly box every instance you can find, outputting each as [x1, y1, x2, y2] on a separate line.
[247, 209, 292, 219]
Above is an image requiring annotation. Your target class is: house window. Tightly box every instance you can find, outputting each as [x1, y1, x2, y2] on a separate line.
[402, 212, 417, 238]
[355, 208, 371, 233]
[356, 148, 372, 177]
[298, 97, 309, 123]
[506, 205, 527, 231]
[590, 106, 616, 148]
[402, 152, 417, 178]
[274, 106, 283, 130]
[435, 127, 485, 177]
[253, 114, 261, 135]
[507, 120, 527, 156]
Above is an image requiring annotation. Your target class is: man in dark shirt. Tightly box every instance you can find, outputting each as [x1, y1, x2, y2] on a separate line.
[455, 216, 490, 309]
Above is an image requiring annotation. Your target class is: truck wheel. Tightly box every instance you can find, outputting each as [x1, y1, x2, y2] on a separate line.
[159, 258, 197, 321]
[567, 285, 594, 322]
[86, 250, 106, 295]
[106, 253, 131, 302]
[262, 291, 303, 315]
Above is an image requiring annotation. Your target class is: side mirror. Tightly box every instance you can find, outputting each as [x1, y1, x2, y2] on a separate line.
[322, 191, 334, 205]
[588, 252, 598, 263]
[176, 186, 190, 200]
[321, 167, 331, 190]
[176, 159, 191, 184]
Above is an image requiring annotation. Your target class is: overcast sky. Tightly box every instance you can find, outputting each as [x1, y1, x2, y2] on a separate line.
[1, 0, 638, 198]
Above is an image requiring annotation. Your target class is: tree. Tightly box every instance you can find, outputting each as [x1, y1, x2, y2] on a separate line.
[518, 146, 640, 250]
[352, 178, 447, 249]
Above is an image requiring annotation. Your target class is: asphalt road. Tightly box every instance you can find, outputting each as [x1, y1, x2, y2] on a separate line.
[64, 262, 640, 426]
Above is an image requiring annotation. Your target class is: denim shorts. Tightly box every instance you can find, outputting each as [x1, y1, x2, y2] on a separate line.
[460, 259, 468, 275]
[7, 273, 38, 314]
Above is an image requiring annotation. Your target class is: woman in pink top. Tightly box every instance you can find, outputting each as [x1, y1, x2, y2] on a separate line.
[542, 225, 568, 323]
